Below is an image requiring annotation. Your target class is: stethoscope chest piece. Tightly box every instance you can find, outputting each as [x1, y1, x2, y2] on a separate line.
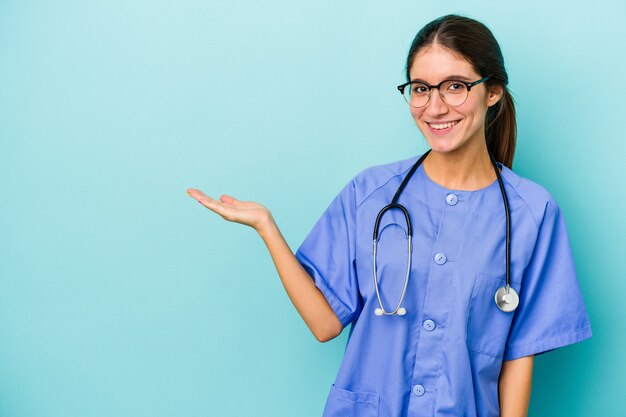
[494, 285, 519, 312]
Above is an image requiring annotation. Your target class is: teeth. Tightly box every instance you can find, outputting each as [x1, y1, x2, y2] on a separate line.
[429, 120, 459, 130]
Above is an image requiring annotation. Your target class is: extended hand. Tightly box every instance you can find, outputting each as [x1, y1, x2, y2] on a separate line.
[186, 188, 274, 232]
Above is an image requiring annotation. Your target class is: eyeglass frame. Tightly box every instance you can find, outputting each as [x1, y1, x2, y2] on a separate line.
[396, 75, 491, 107]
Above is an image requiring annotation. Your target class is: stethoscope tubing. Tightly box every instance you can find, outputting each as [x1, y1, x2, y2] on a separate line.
[489, 152, 512, 290]
[372, 203, 413, 316]
[371, 149, 517, 316]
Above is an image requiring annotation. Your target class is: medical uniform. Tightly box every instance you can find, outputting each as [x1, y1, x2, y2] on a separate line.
[295, 153, 592, 417]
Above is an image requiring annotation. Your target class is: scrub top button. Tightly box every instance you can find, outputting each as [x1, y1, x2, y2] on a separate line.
[412, 384, 425, 396]
[423, 319, 436, 331]
[434, 252, 447, 265]
[446, 193, 458, 206]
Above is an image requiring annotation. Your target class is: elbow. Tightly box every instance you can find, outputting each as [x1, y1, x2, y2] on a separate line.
[312, 321, 343, 343]
[314, 331, 338, 343]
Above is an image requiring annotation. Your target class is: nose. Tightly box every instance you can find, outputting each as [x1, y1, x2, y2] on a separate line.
[424, 88, 449, 116]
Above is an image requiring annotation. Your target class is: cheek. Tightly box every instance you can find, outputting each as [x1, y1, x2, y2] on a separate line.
[409, 107, 424, 121]
[457, 96, 488, 122]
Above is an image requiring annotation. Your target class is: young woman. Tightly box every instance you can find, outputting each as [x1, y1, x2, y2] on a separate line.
[187, 14, 592, 417]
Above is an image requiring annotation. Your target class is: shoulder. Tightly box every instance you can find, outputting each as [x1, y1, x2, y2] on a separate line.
[348, 154, 421, 208]
[499, 164, 561, 227]
[345, 154, 563, 225]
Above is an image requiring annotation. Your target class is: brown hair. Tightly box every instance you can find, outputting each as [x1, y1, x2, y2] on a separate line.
[405, 14, 516, 168]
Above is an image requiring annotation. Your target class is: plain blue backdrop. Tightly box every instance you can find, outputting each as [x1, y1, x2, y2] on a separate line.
[1, 1, 624, 416]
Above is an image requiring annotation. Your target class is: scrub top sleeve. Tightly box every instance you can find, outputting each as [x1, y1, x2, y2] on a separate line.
[503, 198, 592, 361]
[295, 179, 361, 328]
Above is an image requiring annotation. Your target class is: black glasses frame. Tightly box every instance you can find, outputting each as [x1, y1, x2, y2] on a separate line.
[397, 75, 491, 107]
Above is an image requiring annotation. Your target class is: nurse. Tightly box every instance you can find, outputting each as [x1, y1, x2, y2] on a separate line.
[187, 14, 592, 417]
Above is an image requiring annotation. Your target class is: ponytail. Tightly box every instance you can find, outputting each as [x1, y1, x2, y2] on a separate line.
[486, 88, 516, 169]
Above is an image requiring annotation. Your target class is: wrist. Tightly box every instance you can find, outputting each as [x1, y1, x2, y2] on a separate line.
[256, 215, 277, 239]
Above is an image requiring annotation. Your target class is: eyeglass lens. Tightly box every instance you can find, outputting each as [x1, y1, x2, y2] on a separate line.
[403, 81, 469, 107]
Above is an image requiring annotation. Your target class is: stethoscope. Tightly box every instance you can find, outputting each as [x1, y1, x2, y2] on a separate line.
[372, 149, 519, 316]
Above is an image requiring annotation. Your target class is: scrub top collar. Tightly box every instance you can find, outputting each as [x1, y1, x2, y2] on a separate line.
[401, 159, 518, 213]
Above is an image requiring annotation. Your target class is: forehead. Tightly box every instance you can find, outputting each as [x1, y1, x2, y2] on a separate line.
[409, 44, 478, 82]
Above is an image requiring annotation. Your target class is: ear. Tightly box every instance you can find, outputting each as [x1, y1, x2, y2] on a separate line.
[486, 84, 504, 107]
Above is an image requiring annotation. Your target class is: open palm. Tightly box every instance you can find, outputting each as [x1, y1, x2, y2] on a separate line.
[186, 188, 272, 231]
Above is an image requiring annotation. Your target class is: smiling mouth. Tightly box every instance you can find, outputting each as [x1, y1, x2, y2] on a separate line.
[427, 120, 461, 130]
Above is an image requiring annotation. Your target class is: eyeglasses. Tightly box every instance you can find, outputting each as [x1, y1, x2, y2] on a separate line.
[397, 76, 491, 108]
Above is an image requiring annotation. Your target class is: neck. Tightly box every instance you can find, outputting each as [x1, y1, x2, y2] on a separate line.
[422, 144, 498, 191]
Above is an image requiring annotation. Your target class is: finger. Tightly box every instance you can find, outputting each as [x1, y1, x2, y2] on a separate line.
[187, 189, 245, 222]
[188, 189, 223, 207]
[187, 189, 219, 207]
[196, 195, 235, 217]
[220, 194, 245, 206]
[208, 201, 240, 222]
[188, 190, 237, 218]
[187, 188, 209, 200]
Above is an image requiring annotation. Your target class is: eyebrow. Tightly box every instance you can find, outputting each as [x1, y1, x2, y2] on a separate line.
[411, 75, 473, 83]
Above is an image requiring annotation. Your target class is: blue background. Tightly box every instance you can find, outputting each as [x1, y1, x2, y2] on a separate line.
[1, 1, 624, 416]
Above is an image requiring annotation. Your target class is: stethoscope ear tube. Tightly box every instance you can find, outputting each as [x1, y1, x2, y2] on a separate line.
[372, 203, 413, 316]
[372, 231, 412, 316]
[371, 151, 429, 317]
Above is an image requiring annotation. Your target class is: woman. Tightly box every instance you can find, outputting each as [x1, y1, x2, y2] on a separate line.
[187, 14, 592, 417]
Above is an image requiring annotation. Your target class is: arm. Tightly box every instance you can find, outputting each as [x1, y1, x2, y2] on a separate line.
[257, 218, 344, 342]
[498, 355, 534, 417]
[187, 189, 343, 343]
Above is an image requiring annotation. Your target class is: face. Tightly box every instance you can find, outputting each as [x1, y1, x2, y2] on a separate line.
[408, 44, 502, 156]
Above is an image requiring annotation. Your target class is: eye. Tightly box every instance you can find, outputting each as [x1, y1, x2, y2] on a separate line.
[446, 82, 465, 91]
[412, 84, 429, 94]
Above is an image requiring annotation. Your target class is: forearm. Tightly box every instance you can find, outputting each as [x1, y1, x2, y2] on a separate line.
[499, 355, 534, 417]
[258, 218, 343, 342]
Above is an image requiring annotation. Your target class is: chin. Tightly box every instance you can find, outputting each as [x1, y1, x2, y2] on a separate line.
[421, 130, 476, 156]
[423, 136, 463, 154]
[428, 145, 461, 155]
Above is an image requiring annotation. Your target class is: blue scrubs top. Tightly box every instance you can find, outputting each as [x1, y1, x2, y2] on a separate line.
[295, 153, 592, 417]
